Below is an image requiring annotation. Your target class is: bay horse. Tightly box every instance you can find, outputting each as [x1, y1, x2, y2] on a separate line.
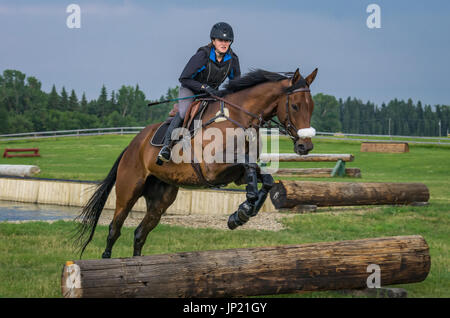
[74, 67, 318, 258]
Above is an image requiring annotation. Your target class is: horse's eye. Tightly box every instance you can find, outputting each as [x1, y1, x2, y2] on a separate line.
[292, 104, 299, 111]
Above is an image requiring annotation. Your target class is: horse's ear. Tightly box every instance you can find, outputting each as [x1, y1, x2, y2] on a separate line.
[305, 68, 318, 86]
[290, 68, 301, 86]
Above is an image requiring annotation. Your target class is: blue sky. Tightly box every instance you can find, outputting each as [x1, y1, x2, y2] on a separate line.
[1, 0, 449, 106]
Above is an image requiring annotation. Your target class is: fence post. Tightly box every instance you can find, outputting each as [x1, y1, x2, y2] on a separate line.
[438, 120, 441, 143]
[388, 118, 392, 140]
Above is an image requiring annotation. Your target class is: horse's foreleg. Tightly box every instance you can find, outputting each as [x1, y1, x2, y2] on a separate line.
[251, 173, 274, 216]
[227, 162, 259, 230]
[228, 164, 274, 230]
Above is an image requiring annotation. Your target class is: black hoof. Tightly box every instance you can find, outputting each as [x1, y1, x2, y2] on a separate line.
[227, 201, 253, 230]
[227, 214, 240, 230]
[102, 251, 111, 259]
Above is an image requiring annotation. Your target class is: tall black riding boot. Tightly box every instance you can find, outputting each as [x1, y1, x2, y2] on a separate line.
[157, 113, 183, 164]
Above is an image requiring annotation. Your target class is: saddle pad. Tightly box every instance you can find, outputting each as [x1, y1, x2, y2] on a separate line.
[150, 118, 173, 147]
[150, 101, 209, 147]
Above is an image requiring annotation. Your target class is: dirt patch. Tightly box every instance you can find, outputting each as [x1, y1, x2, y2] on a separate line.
[97, 210, 295, 232]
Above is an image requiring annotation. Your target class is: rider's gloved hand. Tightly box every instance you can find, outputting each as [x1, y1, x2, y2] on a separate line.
[202, 85, 222, 97]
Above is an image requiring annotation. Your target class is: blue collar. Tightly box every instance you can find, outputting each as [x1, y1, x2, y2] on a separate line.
[210, 47, 232, 63]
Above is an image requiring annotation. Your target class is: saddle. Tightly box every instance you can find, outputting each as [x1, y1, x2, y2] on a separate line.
[150, 99, 209, 147]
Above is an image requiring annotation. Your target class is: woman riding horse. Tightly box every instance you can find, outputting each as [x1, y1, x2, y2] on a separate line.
[75, 64, 318, 258]
[157, 22, 241, 163]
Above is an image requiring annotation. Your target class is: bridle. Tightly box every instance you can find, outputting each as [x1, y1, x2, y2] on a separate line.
[283, 86, 311, 141]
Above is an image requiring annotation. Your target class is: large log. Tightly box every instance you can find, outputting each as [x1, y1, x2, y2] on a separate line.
[61, 235, 430, 298]
[259, 153, 354, 162]
[361, 142, 409, 153]
[270, 180, 429, 208]
[274, 168, 361, 178]
[0, 165, 40, 177]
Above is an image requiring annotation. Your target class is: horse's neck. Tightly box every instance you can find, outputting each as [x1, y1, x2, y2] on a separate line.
[242, 81, 286, 120]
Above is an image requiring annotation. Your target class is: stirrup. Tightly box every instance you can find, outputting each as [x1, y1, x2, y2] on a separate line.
[157, 145, 171, 162]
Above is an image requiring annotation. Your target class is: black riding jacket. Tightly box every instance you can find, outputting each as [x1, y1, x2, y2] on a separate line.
[179, 44, 241, 94]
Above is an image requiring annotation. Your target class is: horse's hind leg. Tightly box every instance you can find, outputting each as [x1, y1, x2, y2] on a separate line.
[102, 175, 146, 259]
[133, 176, 179, 257]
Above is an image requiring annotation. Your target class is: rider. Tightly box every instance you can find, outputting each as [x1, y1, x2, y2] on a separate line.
[157, 22, 241, 163]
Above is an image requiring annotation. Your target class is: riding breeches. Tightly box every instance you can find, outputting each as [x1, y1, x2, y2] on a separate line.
[177, 86, 195, 119]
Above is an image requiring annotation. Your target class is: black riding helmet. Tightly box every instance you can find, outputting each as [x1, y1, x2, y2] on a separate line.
[210, 22, 234, 43]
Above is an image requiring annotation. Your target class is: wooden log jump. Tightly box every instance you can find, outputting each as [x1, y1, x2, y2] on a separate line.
[274, 168, 361, 178]
[259, 153, 357, 178]
[260, 153, 354, 162]
[270, 180, 429, 209]
[361, 142, 409, 153]
[3, 148, 40, 158]
[61, 235, 430, 298]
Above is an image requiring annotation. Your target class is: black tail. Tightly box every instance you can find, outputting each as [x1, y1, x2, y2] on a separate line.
[73, 147, 128, 258]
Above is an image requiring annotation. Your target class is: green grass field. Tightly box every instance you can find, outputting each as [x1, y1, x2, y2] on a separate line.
[0, 134, 449, 297]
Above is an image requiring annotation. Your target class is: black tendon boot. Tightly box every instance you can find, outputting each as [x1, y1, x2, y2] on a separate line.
[156, 113, 183, 165]
[227, 163, 259, 230]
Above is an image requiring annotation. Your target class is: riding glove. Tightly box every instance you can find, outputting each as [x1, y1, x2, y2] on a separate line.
[202, 85, 222, 97]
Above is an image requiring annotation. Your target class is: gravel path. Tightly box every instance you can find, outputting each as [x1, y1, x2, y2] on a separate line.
[99, 210, 294, 232]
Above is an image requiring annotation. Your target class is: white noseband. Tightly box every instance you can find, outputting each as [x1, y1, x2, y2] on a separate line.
[297, 127, 316, 139]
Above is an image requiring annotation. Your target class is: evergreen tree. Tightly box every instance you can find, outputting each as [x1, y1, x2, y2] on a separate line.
[60, 87, 69, 111]
[80, 92, 88, 109]
[68, 89, 79, 111]
[47, 85, 60, 110]
[97, 85, 108, 118]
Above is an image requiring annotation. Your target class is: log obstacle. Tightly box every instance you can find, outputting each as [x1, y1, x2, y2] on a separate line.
[3, 148, 40, 158]
[61, 235, 430, 298]
[259, 153, 358, 178]
[274, 168, 361, 178]
[361, 142, 409, 153]
[0, 165, 40, 177]
[259, 153, 354, 162]
[269, 180, 429, 209]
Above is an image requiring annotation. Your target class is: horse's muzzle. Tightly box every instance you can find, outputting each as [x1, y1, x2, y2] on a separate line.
[294, 138, 314, 155]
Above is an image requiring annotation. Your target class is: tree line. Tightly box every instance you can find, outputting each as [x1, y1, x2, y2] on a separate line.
[1, 69, 449, 137]
[313, 93, 450, 136]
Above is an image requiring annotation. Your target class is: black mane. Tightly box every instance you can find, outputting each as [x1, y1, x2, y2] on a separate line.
[224, 69, 307, 93]
[224, 69, 287, 93]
